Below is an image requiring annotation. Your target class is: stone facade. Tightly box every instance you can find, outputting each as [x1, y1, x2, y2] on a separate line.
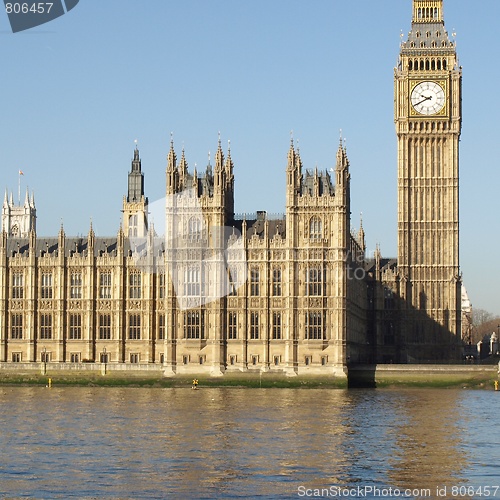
[0, 0, 465, 376]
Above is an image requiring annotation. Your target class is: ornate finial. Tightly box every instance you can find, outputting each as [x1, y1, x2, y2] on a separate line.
[339, 128, 343, 146]
[296, 138, 300, 155]
[290, 130, 294, 147]
[218, 131, 221, 146]
[227, 139, 231, 154]
[170, 131, 174, 148]
[208, 151, 211, 164]
[134, 138, 138, 150]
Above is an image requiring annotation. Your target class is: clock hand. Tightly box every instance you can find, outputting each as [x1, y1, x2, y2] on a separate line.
[415, 95, 432, 106]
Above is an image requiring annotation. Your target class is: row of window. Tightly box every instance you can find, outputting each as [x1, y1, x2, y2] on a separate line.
[409, 59, 448, 71]
[9, 266, 327, 299]
[416, 7, 439, 20]
[9, 312, 325, 340]
[8, 271, 164, 300]
[12, 352, 328, 366]
[12, 352, 142, 364]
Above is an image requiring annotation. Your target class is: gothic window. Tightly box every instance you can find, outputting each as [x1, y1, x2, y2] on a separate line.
[41, 273, 53, 299]
[11, 314, 23, 340]
[384, 322, 395, 345]
[272, 268, 282, 296]
[309, 216, 322, 240]
[184, 266, 201, 296]
[70, 272, 82, 299]
[130, 353, 139, 364]
[272, 312, 282, 340]
[409, 60, 413, 71]
[129, 314, 141, 340]
[99, 272, 112, 299]
[228, 267, 238, 296]
[11, 225, 19, 237]
[158, 272, 166, 299]
[305, 311, 323, 340]
[250, 312, 259, 340]
[250, 268, 259, 296]
[158, 314, 165, 340]
[129, 271, 141, 299]
[39, 313, 52, 340]
[188, 217, 203, 241]
[184, 311, 204, 339]
[99, 314, 111, 340]
[69, 314, 82, 340]
[228, 312, 238, 339]
[128, 214, 138, 237]
[12, 272, 23, 299]
[384, 288, 395, 309]
[306, 267, 323, 296]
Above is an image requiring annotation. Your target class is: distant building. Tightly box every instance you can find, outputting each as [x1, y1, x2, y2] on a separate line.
[0, 0, 465, 376]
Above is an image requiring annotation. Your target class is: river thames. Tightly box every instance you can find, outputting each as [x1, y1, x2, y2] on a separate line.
[0, 387, 498, 499]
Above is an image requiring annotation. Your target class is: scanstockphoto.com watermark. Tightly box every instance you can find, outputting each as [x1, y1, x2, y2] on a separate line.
[3, 0, 79, 33]
[130, 190, 248, 311]
[297, 485, 500, 498]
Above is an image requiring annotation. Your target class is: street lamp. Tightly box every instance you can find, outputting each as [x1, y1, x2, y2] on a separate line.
[102, 346, 107, 375]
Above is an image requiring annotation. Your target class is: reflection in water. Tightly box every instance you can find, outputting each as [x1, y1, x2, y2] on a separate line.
[388, 390, 467, 492]
[0, 387, 494, 499]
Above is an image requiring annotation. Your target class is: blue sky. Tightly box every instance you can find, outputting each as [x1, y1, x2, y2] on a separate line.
[1, 0, 499, 316]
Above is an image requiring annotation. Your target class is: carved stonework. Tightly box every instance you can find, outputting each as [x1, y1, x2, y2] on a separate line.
[68, 301, 82, 310]
[308, 298, 323, 308]
[98, 301, 111, 310]
[39, 301, 52, 310]
[128, 300, 141, 310]
[9, 301, 23, 310]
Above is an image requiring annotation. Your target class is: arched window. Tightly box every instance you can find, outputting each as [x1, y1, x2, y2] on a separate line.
[409, 60, 413, 71]
[188, 217, 202, 241]
[184, 266, 201, 296]
[437, 60, 442, 70]
[309, 216, 322, 240]
[128, 214, 137, 237]
[425, 60, 430, 70]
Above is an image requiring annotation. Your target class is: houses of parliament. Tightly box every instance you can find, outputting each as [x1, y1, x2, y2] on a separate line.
[0, 0, 466, 378]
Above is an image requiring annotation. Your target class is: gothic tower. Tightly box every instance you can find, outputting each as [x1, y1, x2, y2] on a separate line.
[122, 145, 148, 238]
[1, 189, 36, 237]
[395, 0, 462, 359]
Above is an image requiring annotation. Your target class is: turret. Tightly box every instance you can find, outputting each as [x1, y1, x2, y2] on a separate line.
[166, 135, 178, 195]
[122, 144, 148, 238]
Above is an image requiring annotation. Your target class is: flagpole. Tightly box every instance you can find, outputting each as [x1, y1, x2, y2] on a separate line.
[18, 171, 21, 205]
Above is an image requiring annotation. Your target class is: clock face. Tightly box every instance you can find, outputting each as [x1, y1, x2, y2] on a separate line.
[411, 81, 446, 115]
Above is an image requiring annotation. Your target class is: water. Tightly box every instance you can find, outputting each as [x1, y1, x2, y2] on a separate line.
[0, 387, 498, 499]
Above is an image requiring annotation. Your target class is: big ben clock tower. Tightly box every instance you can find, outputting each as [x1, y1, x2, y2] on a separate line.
[395, 0, 462, 359]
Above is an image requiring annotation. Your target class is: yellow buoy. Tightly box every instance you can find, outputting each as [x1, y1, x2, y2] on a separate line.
[494, 380, 498, 391]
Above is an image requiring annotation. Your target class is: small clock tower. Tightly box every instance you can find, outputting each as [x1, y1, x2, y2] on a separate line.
[395, 0, 462, 359]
